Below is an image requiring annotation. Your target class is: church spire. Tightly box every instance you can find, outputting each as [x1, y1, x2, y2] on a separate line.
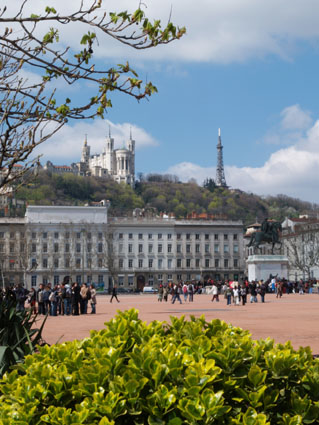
[108, 124, 111, 138]
[215, 128, 227, 187]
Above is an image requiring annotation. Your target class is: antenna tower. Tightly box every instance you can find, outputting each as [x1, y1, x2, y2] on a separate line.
[215, 128, 227, 187]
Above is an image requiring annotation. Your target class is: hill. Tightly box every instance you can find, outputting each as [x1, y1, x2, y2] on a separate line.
[13, 171, 319, 225]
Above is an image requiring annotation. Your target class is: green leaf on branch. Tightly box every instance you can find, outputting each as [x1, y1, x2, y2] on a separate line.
[45, 7, 57, 14]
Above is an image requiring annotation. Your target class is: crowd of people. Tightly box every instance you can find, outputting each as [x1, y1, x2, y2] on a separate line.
[157, 282, 196, 303]
[1, 281, 97, 316]
[1, 277, 318, 313]
[207, 277, 319, 306]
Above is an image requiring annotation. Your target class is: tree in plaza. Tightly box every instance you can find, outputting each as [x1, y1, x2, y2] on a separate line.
[283, 223, 319, 279]
[104, 220, 120, 291]
[0, 1, 186, 190]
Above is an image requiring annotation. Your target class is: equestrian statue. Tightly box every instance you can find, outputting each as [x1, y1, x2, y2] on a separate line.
[247, 218, 282, 254]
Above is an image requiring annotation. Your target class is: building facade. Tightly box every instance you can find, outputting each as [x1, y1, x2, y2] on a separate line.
[0, 217, 26, 287]
[281, 216, 319, 280]
[110, 217, 245, 290]
[0, 206, 245, 289]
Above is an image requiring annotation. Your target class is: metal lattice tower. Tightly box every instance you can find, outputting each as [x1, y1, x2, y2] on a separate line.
[215, 128, 227, 187]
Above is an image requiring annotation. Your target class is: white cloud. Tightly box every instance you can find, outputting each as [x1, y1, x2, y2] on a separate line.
[262, 104, 311, 147]
[7, 0, 319, 64]
[280, 105, 312, 130]
[34, 119, 158, 164]
[166, 106, 319, 203]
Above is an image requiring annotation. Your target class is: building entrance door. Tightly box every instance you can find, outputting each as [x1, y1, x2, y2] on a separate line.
[137, 275, 145, 292]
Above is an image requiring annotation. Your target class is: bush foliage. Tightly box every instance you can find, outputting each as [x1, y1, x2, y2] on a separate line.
[0, 296, 46, 377]
[0, 309, 318, 424]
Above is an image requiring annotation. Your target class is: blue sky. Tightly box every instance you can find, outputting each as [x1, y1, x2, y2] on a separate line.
[19, 0, 319, 203]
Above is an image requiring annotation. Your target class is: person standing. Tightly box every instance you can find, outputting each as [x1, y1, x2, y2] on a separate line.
[182, 282, 188, 302]
[89, 284, 97, 314]
[250, 281, 258, 303]
[72, 282, 80, 315]
[225, 285, 232, 305]
[43, 285, 51, 315]
[28, 288, 37, 314]
[240, 284, 247, 306]
[158, 284, 163, 302]
[49, 285, 59, 316]
[80, 283, 89, 314]
[37, 284, 45, 315]
[163, 285, 169, 302]
[233, 285, 240, 306]
[110, 285, 120, 303]
[260, 281, 266, 303]
[188, 282, 194, 302]
[16, 284, 28, 312]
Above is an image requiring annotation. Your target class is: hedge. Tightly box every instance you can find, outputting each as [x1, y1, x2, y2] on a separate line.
[0, 309, 318, 424]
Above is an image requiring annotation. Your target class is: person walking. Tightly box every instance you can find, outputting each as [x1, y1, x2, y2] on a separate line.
[276, 280, 283, 298]
[171, 283, 182, 304]
[110, 285, 120, 303]
[211, 283, 219, 302]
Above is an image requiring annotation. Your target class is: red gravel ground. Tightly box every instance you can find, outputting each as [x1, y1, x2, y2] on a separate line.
[39, 293, 319, 354]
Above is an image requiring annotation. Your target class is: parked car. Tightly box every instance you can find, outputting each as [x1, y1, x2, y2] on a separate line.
[117, 288, 133, 293]
[142, 286, 158, 294]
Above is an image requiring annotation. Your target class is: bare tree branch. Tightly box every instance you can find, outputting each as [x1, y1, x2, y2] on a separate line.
[0, 1, 185, 191]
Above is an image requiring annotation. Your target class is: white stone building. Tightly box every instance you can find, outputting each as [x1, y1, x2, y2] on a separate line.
[79, 130, 135, 186]
[109, 217, 245, 289]
[0, 217, 26, 287]
[281, 216, 319, 280]
[41, 130, 135, 186]
[0, 205, 245, 289]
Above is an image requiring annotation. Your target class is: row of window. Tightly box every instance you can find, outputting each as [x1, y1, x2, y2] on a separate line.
[119, 258, 239, 269]
[0, 242, 104, 254]
[118, 232, 239, 241]
[119, 243, 239, 254]
[6, 257, 106, 270]
[0, 231, 104, 240]
[31, 274, 105, 287]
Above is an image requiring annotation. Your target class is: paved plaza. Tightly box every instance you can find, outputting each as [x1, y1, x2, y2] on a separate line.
[40, 293, 319, 354]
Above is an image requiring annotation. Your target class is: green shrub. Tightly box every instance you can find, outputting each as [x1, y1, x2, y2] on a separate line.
[0, 309, 318, 424]
[0, 295, 46, 377]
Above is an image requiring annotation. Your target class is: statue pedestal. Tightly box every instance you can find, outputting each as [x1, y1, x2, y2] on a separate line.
[246, 255, 289, 282]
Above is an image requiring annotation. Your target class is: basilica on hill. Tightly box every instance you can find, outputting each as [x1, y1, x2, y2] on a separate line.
[43, 128, 135, 186]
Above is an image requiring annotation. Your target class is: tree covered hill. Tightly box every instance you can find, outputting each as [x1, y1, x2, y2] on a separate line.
[15, 171, 319, 225]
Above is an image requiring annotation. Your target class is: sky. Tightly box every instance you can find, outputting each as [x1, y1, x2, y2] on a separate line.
[10, 0, 319, 203]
